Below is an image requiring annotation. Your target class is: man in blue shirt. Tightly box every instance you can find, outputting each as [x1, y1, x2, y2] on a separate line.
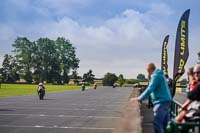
[131, 63, 172, 133]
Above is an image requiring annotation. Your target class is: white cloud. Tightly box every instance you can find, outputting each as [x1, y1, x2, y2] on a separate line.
[0, 8, 159, 78]
[39, 9, 160, 49]
[30, 8, 170, 78]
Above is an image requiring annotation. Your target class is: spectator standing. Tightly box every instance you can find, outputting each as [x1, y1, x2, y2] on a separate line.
[130, 63, 172, 133]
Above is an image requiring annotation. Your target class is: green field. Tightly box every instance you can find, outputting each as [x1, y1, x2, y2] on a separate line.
[0, 84, 85, 97]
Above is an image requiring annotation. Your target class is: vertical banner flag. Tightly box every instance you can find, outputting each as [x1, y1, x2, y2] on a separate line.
[173, 9, 190, 82]
[161, 35, 169, 75]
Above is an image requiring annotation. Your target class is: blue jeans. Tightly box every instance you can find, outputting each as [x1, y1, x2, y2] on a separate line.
[153, 101, 171, 133]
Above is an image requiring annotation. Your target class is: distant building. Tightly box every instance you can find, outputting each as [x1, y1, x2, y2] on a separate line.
[69, 79, 103, 86]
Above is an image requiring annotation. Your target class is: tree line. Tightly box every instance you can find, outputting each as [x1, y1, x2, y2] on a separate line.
[0, 36, 149, 86]
[1, 36, 199, 85]
[0, 37, 79, 84]
[103, 73, 147, 86]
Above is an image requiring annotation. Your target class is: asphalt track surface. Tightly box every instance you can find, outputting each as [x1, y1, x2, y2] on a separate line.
[0, 87, 133, 133]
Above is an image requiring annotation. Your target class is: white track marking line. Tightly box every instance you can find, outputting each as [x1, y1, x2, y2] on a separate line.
[0, 125, 115, 130]
[0, 113, 120, 119]
[35, 125, 45, 128]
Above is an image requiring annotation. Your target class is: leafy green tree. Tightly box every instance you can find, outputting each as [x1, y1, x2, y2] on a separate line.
[31, 41, 44, 83]
[125, 79, 139, 84]
[0, 54, 20, 83]
[198, 51, 200, 64]
[103, 73, 118, 86]
[41, 38, 60, 83]
[13, 37, 34, 83]
[71, 70, 79, 84]
[83, 69, 95, 84]
[136, 74, 146, 81]
[11, 37, 79, 84]
[31, 38, 58, 83]
[55, 37, 79, 84]
[117, 74, 125, 87]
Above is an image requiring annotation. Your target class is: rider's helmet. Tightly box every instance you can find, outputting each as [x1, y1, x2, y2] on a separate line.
[39, 83, 43, 86]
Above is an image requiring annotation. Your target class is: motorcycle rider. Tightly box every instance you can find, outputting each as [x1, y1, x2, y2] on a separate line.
[81, 83, 85, 91]
[37, 83, 45, 99]
[93, 83, 97, 90]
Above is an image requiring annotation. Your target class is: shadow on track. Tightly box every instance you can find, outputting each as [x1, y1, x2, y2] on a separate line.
[0, 109, 13, 111]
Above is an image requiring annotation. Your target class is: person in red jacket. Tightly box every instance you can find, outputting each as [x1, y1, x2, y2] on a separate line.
[176, 66, 199, 123]
[187, 67, 198, 91]
[187, 65, 200, 101]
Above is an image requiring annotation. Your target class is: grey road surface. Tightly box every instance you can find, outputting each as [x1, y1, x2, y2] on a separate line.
[0, 87, 133, 133]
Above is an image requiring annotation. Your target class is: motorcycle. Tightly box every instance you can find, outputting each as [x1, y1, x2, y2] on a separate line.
[81, 84, 85, 91]
[38, 88, 45, 100]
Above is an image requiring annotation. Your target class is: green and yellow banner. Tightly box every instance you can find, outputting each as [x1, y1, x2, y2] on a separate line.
[173, 9, 190, 82]
[161, 35, 169, 75]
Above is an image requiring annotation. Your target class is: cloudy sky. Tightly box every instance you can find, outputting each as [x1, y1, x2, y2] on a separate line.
[0, 0, 200, 79]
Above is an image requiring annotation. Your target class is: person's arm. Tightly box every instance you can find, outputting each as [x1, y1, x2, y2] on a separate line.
[138, 75, 158, 101]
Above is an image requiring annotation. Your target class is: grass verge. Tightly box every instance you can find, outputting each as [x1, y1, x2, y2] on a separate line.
[0, 84, 84, 97]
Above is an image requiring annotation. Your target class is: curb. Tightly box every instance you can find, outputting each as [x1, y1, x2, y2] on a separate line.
[113, 88, 141, 133]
